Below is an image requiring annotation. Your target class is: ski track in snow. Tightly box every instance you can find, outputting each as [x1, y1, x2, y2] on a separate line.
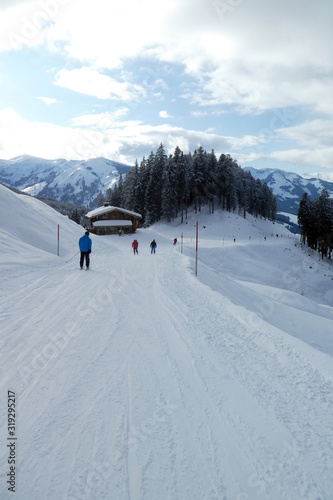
[1, 226, 333, 500]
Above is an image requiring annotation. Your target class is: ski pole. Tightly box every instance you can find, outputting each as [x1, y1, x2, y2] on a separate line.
[66, 251, 80, 263]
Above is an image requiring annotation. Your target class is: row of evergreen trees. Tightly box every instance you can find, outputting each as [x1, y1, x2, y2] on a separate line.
[298, 189, 333, 259]
[98, 144, 277, 225]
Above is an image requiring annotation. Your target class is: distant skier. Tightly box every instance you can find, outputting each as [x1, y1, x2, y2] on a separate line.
[132, 239, 139, 254]
[79, 230, 92, 269]
[150, 239, 157, 254]
[173, 238, 177, 245]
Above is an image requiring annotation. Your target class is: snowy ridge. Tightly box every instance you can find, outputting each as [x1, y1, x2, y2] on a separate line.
[245, 166, 333, 214]
[1, 185, 333, 499]
[0, 155, 131, 207]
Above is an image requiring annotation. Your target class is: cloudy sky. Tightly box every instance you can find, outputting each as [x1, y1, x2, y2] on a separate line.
[1, 0, 333, 179]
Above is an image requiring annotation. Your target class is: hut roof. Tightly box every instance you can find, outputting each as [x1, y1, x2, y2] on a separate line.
[86, 206, 141, 219]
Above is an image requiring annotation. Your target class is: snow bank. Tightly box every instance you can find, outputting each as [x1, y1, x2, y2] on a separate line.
[0, 184, 85, 259]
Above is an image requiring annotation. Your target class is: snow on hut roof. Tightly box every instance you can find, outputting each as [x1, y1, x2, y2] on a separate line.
[86, 206, 141, 218]
[92, 220, 132, 227]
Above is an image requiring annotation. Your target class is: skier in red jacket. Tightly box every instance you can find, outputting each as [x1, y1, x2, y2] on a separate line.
[132, 239, 139, 254]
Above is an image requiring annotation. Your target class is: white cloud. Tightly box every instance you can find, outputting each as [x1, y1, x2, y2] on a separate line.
[191, 110, 207, 118]
[270, 148, 333, 170]
[46, 0, 175, 68]
[71, 109, 130, 128]
[37, 97, 57, 105]
[0, 0, 33, 9]
[1, 107, 333, 176]
[277, 120, 333, 148]
[0, 0, 69, 51]
[2, 0, 333, 116]
[159, 111, 172, 119]
[306, 172, 333, 182]
[1, 0, 333, 176]
[236, 145, 333, 172]
[0, 108, 85, 160]
[54, 67, 146, 101]
[0, 107, 262, 163]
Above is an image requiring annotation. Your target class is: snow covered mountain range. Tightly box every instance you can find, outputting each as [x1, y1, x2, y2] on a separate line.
[0, 155, 131, 208]
[245, 167, 333, 215]
[1, 155, 332, 215]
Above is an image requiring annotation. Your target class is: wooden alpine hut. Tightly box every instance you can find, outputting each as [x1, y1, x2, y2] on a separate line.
[86, 204, 141, 235]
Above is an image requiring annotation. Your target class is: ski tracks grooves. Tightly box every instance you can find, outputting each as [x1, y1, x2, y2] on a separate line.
[146, 251, 331, 500]
[171, 256, 332, 499]
[143, 254, 256, 499]
[3, 237, 332, 500]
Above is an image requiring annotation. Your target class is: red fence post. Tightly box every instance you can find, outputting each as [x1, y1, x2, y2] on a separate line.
[57, 224, 59, 256]
[195, 221, 198, 276]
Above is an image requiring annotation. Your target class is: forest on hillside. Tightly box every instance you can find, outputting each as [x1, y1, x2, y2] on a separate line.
[98, 144, 277, 226]
[298, 189, 333, 259]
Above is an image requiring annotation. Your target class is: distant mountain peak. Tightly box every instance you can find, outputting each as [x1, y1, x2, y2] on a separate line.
[244, 166, 333, 214]
[0, 155, 132, 208]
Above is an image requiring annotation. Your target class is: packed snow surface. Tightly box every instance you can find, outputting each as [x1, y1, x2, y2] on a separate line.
[1, 184, 333, 500]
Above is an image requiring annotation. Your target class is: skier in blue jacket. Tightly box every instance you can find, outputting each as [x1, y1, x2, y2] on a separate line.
[79, 231, 92, 269]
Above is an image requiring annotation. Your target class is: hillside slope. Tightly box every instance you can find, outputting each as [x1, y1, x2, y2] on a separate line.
[0, 190, 332, 499]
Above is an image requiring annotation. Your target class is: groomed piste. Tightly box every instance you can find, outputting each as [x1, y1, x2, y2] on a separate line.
[1, 184, 333, 500]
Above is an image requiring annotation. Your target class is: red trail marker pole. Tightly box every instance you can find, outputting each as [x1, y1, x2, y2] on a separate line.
[181, 232, 183, 254]
[57, 224, 59, 256]
[195, 221, 198, 276]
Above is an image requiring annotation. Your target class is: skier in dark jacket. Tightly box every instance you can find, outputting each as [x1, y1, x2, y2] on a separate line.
[150, 239, 157, 254]
[79, 231, 92, 269]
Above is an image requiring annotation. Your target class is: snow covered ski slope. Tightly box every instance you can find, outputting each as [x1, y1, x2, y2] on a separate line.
[1, 184, 333, 499]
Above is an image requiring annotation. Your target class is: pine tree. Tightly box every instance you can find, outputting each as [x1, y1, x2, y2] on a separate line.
[136, 158, 148, 221]
[237, 170, 250, 218]
[253, 179, 262, 218]
[207, 149, 218, 213]
[161, 157, 178, 222]
[105, 187, 112, 204]
[153, 143, 167, 219]
[297, 190, 333, 255]
[70, 208, 81, 224]
[225, 160, 237, 212]
[97, 191, 105, 207]
[298, 192, 311, 244]
[190, 146, 208, 212]
[314, 189, 333, 257]
[215, 154, 237, 211]
[215, 154, 228, 209]
[123, 161, 140, 211]
[109, 184, 121, 206]
[173, 146, 186, 205]
[270, 194, 277, 221]
[172, 147, 190, 223]
[260, 182, 272, 219]
[117, 173, 124, 206]
[144, 152, 158, 226]
[316, 189, 332, 236]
